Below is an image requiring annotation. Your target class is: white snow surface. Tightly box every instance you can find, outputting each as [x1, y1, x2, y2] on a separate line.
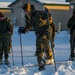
[0, 27, 75, 75]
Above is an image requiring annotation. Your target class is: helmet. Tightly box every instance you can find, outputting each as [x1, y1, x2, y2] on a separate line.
[0, 12, 4, 17]
[22, 3, 31, 11]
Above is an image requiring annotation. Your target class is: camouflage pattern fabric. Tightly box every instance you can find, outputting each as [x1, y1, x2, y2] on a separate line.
[0, 19, 13, 59]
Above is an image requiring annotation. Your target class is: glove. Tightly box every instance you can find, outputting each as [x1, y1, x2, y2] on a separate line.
[18, 27, 25, 34]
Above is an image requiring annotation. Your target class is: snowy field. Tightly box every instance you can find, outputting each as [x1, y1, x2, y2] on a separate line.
[0, 27, 75, 75]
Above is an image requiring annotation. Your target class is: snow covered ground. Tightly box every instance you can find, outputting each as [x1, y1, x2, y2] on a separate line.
[0, 27, 75, 75]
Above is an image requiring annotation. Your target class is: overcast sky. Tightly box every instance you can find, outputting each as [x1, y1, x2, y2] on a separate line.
[0, 0, 66, 2]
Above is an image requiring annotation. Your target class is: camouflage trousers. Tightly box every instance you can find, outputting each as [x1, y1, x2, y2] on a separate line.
[0, 41, 9, 60]
[70, 30, 75, 57]
[36, 34, 53, 64]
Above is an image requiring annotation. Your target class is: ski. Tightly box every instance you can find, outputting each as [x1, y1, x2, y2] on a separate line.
[57, 59, 75, 65]
[2, 60, 73, 70]
[56, 61, 71, 64]
[5, 63, 12, 68]
[0, 60, 12, 69]
[0, 64, 8, 69]
[8, 63, 54, 70]
[1, 63, 12, 69]
[25, 61, 71, 68]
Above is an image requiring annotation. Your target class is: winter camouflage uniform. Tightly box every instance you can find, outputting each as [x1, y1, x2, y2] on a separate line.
[0, 12, 13, 64]
[67, 10, 75, 60]
[21, 3, 56, 70]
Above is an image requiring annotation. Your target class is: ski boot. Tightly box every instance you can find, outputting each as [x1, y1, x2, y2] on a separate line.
[38, 65, 45, 71]
[5, 59, 10, 65]
[0, 59, 2, 65]
[69, 57, 74, 61]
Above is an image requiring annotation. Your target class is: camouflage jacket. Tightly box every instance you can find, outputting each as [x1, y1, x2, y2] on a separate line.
[0, 19, 13, 41]
[67, 15, 75, 32]
[50, 22, 56, 39]
[25, 10, 56, 38]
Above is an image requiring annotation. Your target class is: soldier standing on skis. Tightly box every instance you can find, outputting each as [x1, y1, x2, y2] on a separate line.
[67, 10, 75, 61]
[18, 3, 56, 71]
[0, 12, 13, 65]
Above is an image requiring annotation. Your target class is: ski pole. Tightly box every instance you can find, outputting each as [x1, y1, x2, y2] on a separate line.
[51, 41, 57, 71]
[11, 47, 15, 66]
[10, 37, 15, 66]
[19, 33, 24, 66]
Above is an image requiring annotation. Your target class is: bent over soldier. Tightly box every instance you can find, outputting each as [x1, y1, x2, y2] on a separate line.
[0, 12, 13, 65]
[67, 10, 75, 61]
[18, 3, 56, 71]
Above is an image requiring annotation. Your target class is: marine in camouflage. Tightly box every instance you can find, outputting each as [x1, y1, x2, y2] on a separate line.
[22, 3, 56, 67]
[0, 13, 13, 60]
